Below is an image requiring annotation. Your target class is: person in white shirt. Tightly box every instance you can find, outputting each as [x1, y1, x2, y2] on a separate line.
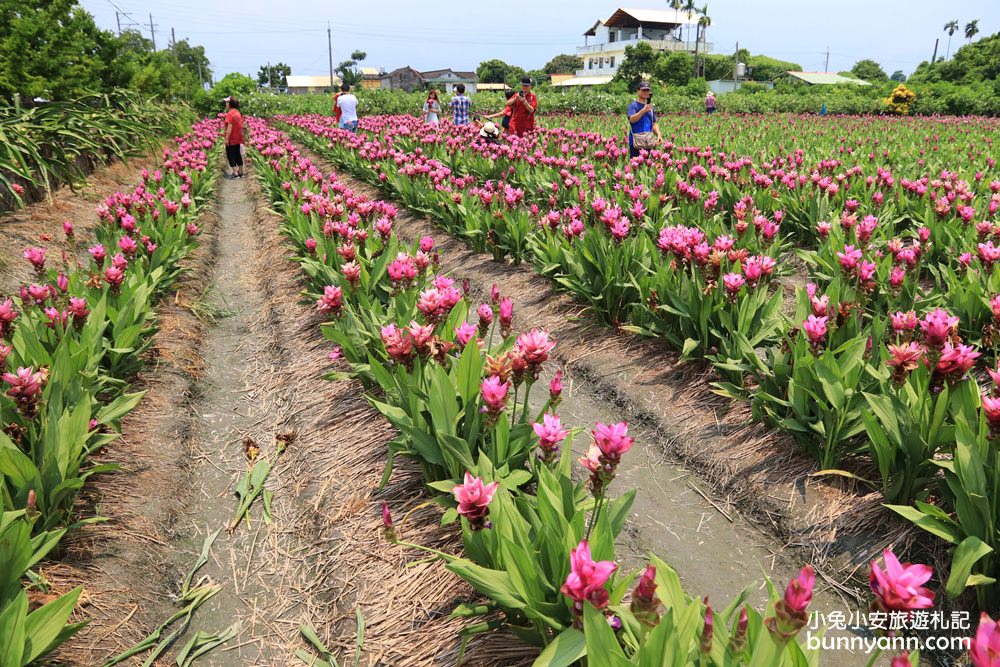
[336, 83, 359, 133]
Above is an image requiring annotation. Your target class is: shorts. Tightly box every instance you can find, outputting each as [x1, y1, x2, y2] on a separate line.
[226, 144, 244, 167]
[340, 120, 359, 133]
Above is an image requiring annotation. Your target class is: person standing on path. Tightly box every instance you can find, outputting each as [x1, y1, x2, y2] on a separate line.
[223, 97, 245, 179]
[705, 91, 717, 114]
[506, 77, 537, 136]
[422, 89, 442, 125]
[626, 81, 661, 159]
[336, 83, 359, 133]
[332, 88, 343, 125]
[450, 84, 472, 127]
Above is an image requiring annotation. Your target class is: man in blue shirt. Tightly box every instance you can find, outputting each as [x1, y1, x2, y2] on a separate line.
[627, 81, 662, 158]
[450, 84, 472, 126]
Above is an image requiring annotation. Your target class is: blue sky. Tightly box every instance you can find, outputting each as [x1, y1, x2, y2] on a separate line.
[81, 0, 997, 81]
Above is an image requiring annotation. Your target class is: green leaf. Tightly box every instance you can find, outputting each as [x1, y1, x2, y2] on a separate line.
[0, 591, 28, 667]
[945, 536, 994, 598]
[533, 628, 586, 667]
[23, 587, 83, 663]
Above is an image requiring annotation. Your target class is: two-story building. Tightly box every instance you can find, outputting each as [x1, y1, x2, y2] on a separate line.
[556, 7, 710, 87]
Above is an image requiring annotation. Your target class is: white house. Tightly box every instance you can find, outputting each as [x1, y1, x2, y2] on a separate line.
[556, 7, 711, 87]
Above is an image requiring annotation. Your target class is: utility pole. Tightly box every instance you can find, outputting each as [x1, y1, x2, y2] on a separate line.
[824, 46, 830, 72]
[328, 23, 334, 88]
[197, 61, 204, 88]
[931, 38, 939, 64]
[115, 11, 121, 35]
[268, 61, 273, 88]
[171, 27, 176, 51]
[149, 14, 157, 50]
[734, 41, 738, 82]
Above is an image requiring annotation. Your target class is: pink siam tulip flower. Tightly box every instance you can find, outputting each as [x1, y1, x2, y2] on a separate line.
[836, 245, 863, 273]
[550, 370, 563, 403]
[407, 320, 435, 352]
[480, 375, 510, 418]
[970, 613, 1000, 667]
[802, 315, 828, 347]
[581, 422, 635, 495]
[452, 472, 499, 530]
[630, 565, 660, 627]
[869, 549, 934, 612]
[454, 321, 479, 348]
[23, 247, 46, 273]
[920, 308, 958, 349]
[380, 323, 414, 366]
[982, 395, 1000, 436]
[67, 297, 89, 326]
[419, 236, 435, 252]
[515, 329, 555, 372]
[890, 654, 912, 667]
[490, 283, 500, 304]
[118, 235, 138, 256]
[891, 310, 919, 334]
[316, 285, 343, 315]
[722, 273, 744, 300]
[887, 342, 923, 384]
[0, 299, 18, 337]
[476, 303, 493, 335]
[766, 565, 815, 641]
[816, 221, 832, 237]
[63, 221, 74, 238]
[340, 261, 361, 286]
[890, 267, 906, 288]
[533, 413, 569, 462]
[328, 346, 343, 362]
[498, 297, 514, 337]
[932, 343, 980, 385]
[89, 244, 107, 266]
[561, 540, 617, 615]
[380, 500, 396, 541]
[27, 284, 50, 305]
[3, 366, 45, 416]
[111, 253, 128, 270]
[305, 238, 317, 253]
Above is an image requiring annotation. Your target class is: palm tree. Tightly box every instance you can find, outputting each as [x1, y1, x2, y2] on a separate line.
[668, 0, 684, 40]
[943, 20, 959, 59]
[694, 5, 711, 78]
[965, 19, 979, 44]
[683, 0, 698, 48]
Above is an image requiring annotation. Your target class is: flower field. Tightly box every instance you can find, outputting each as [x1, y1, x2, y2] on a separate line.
[0, 119, 218, 662]
[235, 111, 1000, 664]
[6, 104, 1000, 665]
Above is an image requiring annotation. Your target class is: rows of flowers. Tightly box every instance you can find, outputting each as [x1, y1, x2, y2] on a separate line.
[0, 121, 219, 664]
[242, 116, 1000, 665]
[274, 112, 1000, 612]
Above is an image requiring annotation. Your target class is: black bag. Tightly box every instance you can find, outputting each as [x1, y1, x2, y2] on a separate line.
[501, 114, 510, 130]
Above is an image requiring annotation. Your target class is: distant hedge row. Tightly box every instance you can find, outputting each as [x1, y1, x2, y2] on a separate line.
[224, 81, 1000, 119]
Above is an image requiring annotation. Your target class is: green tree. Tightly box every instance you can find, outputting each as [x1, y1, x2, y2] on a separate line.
[526, 69, 549, 86]
[746, 54, 801, 81]
[543, 54, 582, 75]
[336, 49, 367, 86]
[849, 59, 889, 82]
[613, 40, 661, 89]
[476, 58, 513, 83]
[890, 70, 907, 82]
[173, 39, 211, 87]
[130, 50, 198, 102]
[504, 66, 528, 88]
[0, 0, 116, 101]
[210, 72, 257, 101]
[965, 20, 980, 44]
[944, 20, 959, 59]
[257, 62, 291, 88]
[656, 52, 694, 86]
[693, 4, 711, 77]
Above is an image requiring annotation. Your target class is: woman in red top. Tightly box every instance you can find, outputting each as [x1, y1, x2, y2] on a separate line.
[505, 77, 538, 136]
[223, 97, 245, 178]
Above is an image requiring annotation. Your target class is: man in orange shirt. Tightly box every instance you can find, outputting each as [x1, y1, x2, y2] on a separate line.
[506, 77, 537, 136]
